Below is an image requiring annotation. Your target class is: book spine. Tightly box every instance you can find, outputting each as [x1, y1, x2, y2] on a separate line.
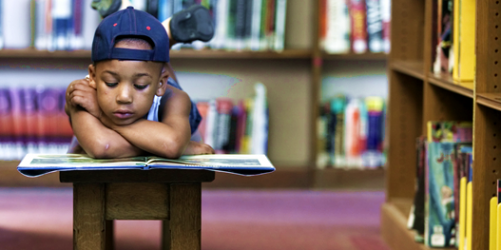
[331, 96, 346, 167]
[250, 0, 262, 50]
[316, 103, 329, 168]
[132, 0, 147, 10]
[30, 0, 36, 48]
[235, 100, 246, 153]
[258, 0, 268, 50]
[3, 0, 32, 49]
[82, 0, 101, 50]
[0, 88, 14, 160]
[325, 0, 350, 54]
[212, 0, 229, 49]
[10, 88, 26, 159]
[204, 100, 217, 149]
[457, 0, 475, 84]
[215, 98, 233, 154]
[344, 98, 362, 168]
[158, 0, 173, 21]
[0, 0, 3, 49]
[146, 0, 159, 18]
[244, 0, 254, 49]
[349, 0, 368, 54]
[72, 0, 84, 50]
[379, 0, 390, 53]
[21, 87, 39, 155]
[241, 98, 254, 154]
[52, 0, 72, 51]
[228, 106, 239, 153]
[273, 0, 286, 51]
[366, 0, 383, 53]
[265, 0, 275, 50]
[234, 0, 246, 50]
[250, 83, 268, 155]
[195, 102, 209, 142]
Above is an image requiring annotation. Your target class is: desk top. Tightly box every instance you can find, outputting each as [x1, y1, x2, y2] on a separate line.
[60, 169, 215, 183]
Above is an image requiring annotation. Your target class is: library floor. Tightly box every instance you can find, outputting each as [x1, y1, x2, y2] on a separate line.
[0, 188, 390, 250]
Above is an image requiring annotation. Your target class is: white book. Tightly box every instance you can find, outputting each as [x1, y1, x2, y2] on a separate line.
[204, 100, 217, 148]
[324, 0, 350, 54]
[131, 0, 147, 11]
[211, 0, 229, 49]
[380, 0, 391, 53]
[250, 83, 268, 155]
[2, 0, 31, 49]
[82, 0, 101, 50]
[35, 0, 47, 50]
[0, 0, 3, 49]
[274, 0, 287, 51]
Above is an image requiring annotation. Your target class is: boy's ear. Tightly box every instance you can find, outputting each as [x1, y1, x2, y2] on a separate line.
[156, 64, 170, 96]
[87, 64, 97, 89]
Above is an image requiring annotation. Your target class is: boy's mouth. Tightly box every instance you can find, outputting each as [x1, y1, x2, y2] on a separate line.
[113, 110, 134, 119]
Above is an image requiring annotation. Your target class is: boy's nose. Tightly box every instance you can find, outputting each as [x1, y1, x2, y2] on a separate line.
[116, 84, 133, 104]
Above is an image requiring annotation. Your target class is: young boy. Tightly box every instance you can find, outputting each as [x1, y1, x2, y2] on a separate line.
[66, 6, 214, 158]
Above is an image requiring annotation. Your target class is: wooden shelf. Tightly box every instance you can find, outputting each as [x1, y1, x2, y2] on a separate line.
[381, 200, 455, 250]
[0, 48, 313, 59]
[427, 73, 474, 98]
[321, 52, 388, 60]
[390, 60, 425, 80]
[476, 93, 501, 112]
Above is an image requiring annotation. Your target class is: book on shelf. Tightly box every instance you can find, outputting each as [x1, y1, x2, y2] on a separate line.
[17, 153, 276, 177]
[407, 121, 473, 248]
[320, 0, 391, 54]
[316, 95, 386, 169]
[431, 0, 475, 89]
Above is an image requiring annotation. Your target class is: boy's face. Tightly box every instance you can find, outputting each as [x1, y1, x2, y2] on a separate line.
[88, 42, 169, 126]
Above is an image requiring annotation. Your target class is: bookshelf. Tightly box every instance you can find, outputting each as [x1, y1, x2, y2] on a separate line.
[382, 0, 497, 250]
[0, 0, 388, 190]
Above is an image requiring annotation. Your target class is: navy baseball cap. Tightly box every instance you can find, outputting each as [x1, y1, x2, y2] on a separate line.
[92, 6, 169, 63]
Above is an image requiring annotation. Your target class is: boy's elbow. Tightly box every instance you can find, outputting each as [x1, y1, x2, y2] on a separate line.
[160, 137, 186, 159]
[85, 139, 114, 159]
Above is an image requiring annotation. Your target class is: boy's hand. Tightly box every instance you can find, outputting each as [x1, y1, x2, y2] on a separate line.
[66, 77, 101, 118]
[182, 141, 215, 155]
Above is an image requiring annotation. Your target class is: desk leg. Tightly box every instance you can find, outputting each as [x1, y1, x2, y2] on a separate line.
[106, 220, 114, 250]
[73, 183, 107, 250]
[167, 183, 201, 250]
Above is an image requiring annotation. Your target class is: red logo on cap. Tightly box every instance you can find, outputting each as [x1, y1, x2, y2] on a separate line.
[113, 23, 117, 27]
[146, 26, 151, 30]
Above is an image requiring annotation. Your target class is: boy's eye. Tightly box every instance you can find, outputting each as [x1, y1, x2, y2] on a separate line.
[105, 82, 118, 87]
[134, 84, 148, 90]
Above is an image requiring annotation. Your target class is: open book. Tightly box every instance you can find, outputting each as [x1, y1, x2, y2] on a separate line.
[18, 154, 275, 177]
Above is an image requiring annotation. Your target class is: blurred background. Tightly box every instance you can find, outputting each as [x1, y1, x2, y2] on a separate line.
[0, 0, 392, 249]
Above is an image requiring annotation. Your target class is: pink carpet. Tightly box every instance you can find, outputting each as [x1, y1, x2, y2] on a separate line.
[0, 188, 389, 250]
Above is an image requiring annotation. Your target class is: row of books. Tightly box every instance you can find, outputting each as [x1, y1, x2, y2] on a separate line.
[316, 95, 386, 169]
[319, 0, 391, 54]
[407, 121, 473, 248]
[195, 83, 268, 155]
[0, 87, 73, 160]
[0, 0, 101, 51]
[0, 0, 287, 52]
[432, 0, 475, 89]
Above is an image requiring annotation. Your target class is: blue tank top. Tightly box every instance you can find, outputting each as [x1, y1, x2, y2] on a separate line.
[145, 78, 201, 135]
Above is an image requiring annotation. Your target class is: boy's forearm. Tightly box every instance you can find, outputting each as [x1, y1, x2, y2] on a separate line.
[110, 119, 190, 159]
[69, 109, 143, 158]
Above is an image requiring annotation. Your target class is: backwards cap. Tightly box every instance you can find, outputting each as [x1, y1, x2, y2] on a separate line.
[92, 6, 169, 63]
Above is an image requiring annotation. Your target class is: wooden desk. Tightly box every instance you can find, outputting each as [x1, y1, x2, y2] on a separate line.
[60, 169, 215, 250]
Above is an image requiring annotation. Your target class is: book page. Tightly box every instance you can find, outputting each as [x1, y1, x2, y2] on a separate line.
[147, 154, 273, 167]
[20, 154, 147, 167]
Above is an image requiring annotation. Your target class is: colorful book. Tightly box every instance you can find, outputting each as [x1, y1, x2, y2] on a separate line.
[349, 0, 368, 53]
[366, 0, 383, 52]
